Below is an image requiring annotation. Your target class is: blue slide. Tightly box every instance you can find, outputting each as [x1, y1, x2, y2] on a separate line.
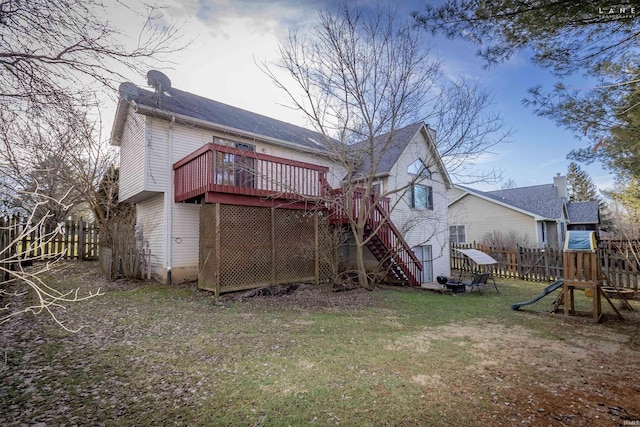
[511, 279, 564, 310]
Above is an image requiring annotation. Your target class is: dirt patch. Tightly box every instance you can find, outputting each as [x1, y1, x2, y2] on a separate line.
[391, 321, 640, 426]
[217, 281, 387, 311]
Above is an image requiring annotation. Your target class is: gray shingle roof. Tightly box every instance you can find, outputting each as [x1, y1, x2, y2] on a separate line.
[486, 185, 565, 219]
[349, 122, 424, 176]
[128, 84, 335, 152]
[567, 201, 599, 224]
[457, 184, 564, 219]
[457, 184, 600, 225]
[115, 73, 449, 185]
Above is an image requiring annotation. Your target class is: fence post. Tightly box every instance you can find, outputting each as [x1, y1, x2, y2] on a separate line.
[78, 220, 86, 260]
[0, 216, 8, 282]
[544, 247, 550, 281]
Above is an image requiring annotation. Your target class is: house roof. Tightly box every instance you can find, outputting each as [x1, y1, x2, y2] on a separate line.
[567, 201, 599, 224]
[111, 71, 452, 187]
[453, 183, 600, 225]
[347, 122, 452, 187]
[349, 122, 424, 176]
[485, 185, 565, 219]
[453, 184, 565, 221]
[111, 73, 335, 153]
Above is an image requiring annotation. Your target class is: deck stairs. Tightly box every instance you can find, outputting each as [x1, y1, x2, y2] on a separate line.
[326, 187, 422, 287]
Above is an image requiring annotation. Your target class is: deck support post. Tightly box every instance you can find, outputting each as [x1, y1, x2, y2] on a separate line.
[271, 207, 276, 286]
[314, 211, 319, 285]
[214, 203, 221, 297]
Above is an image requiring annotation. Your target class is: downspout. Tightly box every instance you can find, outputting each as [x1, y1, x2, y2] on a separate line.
[165, 115, 175, 285]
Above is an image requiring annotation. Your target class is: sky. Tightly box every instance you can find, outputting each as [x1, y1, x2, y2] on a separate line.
[108, 0, 615, 193]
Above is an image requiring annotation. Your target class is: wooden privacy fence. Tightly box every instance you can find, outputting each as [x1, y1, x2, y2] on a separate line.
[451, 242, 639, 290]
[1, 216, 99, 261]
[99, 244, 151, 281]
[599, 240, 640, 290]
[1, 217, 99, 280]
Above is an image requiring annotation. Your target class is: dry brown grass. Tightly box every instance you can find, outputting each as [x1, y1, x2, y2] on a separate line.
[1, 261, 639, 426]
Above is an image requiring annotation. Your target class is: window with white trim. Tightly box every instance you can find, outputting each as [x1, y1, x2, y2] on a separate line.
[449, 225, 466, 244]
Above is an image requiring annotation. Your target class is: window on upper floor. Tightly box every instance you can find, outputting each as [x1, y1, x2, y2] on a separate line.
[449, 225, 466, 244]
[408, 158, 431, 178]
[409, 184, 433, 210]
[212, 137, 255, 188]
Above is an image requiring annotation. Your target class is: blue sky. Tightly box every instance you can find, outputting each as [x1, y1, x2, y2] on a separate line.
[112, 0, 614, 192]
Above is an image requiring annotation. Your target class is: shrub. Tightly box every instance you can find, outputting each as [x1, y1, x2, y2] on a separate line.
[480, 229, 532, 249]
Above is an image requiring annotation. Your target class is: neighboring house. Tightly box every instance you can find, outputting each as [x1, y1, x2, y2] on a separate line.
[448, 174, 600, 249]
[110, 70, 452, 291]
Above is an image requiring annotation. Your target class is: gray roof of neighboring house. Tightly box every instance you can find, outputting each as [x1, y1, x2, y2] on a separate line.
[120, 81, 335, 152]
[349, 122, 424, 176]
[486, 185, 565, 219]
[567, 201, 599, 224]
[456, 184, 600, 225]
[458, 184, 565, 220]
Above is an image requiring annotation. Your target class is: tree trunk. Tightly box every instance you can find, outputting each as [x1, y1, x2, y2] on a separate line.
[354, 224, 371, 289]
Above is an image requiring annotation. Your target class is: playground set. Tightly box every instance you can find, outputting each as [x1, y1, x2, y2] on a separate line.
[512, 231, 631, 322]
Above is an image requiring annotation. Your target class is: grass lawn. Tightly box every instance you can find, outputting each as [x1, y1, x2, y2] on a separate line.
[1, 261, 639, 426]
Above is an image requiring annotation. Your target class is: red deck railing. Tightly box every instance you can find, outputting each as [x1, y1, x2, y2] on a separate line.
[173, 143, 330, 203]
[174, 144, 421, 286]
[329, 188, 422, 286]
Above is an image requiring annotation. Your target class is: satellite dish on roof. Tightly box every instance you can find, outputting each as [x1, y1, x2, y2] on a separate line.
[147, 70, 172, 93]
[119, 82, 139, 102]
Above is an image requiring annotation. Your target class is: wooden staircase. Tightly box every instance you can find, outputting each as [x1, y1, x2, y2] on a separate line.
[328, 187, 422, 287]
[173, 144, 422, 287]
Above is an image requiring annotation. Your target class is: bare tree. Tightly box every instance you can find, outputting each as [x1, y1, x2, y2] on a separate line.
[261, 3, 507, 288]
[0, 194, 102, 331]
[0, 0, 183, 204]
[0, 0, 183, 325]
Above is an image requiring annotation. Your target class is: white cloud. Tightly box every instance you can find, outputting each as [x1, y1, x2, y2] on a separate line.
[110, 0, 313, 128]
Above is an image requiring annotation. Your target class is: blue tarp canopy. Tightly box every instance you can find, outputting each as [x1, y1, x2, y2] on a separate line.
[564, 230, 597, 251]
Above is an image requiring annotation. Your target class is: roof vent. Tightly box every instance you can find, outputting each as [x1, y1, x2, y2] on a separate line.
[147, 70, 172, 94]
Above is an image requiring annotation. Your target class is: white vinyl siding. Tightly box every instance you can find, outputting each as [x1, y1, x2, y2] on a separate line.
[171, 203, 200, 268]
[145, 118, 170, 193]
[136, 194, 165, 280]
[118, 108, 146, 202]
[385, 128, 450, 280]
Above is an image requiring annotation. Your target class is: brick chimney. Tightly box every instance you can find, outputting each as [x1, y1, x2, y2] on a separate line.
[553, 173, 567, 199]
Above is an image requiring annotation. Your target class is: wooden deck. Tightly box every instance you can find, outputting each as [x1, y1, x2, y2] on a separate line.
[173, 143, 422, 286]
[173, 143, 329, 208]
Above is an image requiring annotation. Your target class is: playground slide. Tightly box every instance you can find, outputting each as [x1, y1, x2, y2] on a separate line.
[511, 279, 564, 310]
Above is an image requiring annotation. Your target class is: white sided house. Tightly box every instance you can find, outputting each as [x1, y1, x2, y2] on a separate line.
[110, 70, 451, 293]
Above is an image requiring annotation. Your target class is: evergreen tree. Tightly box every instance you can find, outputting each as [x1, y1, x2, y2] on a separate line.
[413, 1, 640, 190]
[566, 162, 597, 202]
[566, 162, 613, 231]
[607, 179, 640, 226]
